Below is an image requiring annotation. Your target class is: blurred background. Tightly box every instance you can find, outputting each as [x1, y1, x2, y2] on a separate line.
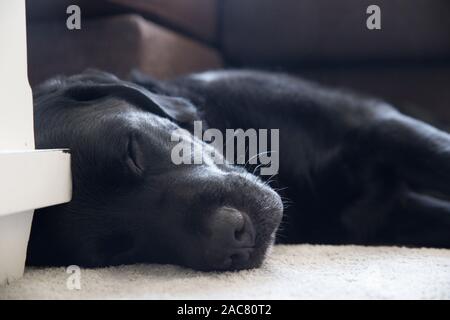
[26, 0, 450, 127]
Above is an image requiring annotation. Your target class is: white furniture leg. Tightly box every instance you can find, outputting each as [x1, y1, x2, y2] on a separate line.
[0, 211, 34, 284]
[0, 0, 72, 285]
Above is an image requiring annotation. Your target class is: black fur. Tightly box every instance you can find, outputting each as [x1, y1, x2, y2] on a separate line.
[27, 69, 450, 271]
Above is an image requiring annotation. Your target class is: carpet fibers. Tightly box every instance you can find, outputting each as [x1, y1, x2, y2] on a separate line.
[1, 245, 449, 300]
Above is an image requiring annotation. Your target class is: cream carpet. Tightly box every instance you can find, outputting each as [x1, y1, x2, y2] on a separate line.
[1, 245, 450, 300]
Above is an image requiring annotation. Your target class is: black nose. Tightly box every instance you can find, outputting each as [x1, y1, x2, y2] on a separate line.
[206, 207, 256, 270]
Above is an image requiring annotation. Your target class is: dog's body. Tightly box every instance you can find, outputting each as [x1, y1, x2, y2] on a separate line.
[28, 69, 450, 271]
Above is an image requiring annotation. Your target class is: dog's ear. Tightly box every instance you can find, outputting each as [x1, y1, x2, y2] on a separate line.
[63, 70, 200, 124]
[35, 71, 199, 184]
[145, 93, 199, 123]
[130, 69, 160, 92]
[130, 69, 201, 124]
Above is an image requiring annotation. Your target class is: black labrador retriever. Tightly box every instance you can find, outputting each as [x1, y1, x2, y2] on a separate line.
[28, 69, 450, 271]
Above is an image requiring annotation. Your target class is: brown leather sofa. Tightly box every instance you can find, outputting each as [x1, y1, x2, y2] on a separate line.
[26, 0, 222, 85]
[26, 0, 450, 126]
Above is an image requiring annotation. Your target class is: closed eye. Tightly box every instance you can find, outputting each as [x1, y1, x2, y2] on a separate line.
[125, 133, 145, 176]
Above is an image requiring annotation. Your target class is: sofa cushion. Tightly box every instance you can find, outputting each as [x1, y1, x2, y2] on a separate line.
[221, 0, 450, 65]
[27, 14, 222, 86]
[109, 0, 218, 43]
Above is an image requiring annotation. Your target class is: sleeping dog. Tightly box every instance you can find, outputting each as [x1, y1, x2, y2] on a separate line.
[28, 69, 450, 271]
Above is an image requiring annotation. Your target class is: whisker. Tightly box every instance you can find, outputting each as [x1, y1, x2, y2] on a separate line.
[245, 150, 278, 167]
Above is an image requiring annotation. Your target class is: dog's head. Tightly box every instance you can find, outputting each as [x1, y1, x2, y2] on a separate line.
[29, 70, 283, 271]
